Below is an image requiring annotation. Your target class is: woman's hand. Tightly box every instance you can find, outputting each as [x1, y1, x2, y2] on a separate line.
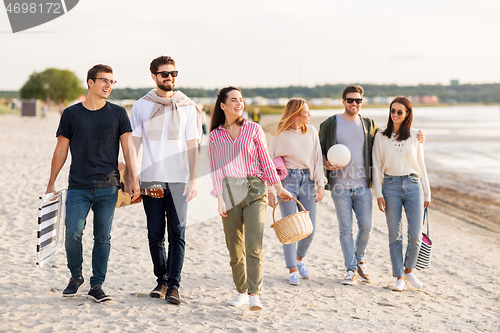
[217, 194, 227, 218]
[417, 130, 426, 143]
[268, 192, 277, 207]
[315, 186, 324, 202]
[424, 201, 431, 209]
[273, 182, 293, 201]
[377, 197, 386, 213]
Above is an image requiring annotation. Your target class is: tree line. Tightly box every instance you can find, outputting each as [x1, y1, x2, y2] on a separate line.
[106, 83, 500, 104]
[5, 67, 500, 104]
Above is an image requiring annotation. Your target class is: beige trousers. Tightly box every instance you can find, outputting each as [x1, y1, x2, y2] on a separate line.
[222, 176, 268, 295]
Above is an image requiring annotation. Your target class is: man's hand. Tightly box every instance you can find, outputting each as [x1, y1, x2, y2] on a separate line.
[325, 161, 345, 171]
[424, 201, 431, 209]
[120, 133, 140, 201]
[323, 156, 345, 171]
[45, 135, 69, 200]
[186, 138, 199, 202]
[124, 177, 141, 201]
[45, 184, 58, 197]
[183, 179, 198, 202]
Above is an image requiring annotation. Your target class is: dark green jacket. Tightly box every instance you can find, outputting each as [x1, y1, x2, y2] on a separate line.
[318, 114, 381, 190]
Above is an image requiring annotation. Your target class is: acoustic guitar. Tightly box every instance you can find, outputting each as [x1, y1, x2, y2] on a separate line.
[116, 162, 164, 208]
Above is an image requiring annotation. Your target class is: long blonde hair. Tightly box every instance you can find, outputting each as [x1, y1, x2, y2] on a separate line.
[270, 98, 308, 136]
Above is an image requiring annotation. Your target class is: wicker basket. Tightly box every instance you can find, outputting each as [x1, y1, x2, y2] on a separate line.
[270, 197, 313, 244]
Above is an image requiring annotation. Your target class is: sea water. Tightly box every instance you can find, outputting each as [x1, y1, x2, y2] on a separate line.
[310, 105, 500, 185]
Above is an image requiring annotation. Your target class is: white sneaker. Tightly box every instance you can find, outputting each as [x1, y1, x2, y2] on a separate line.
[249, 295, 262, 311]
[392, 279, 406, 292]
[404, 272, 423, 288]
[342, 270, 357, 285]
[229, 293, 249, 307]
[289, 271, 300, 285]
[296, 261, 310, 279]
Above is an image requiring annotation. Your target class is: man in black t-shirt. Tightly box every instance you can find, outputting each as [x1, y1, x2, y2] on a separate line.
[46, 64, 140, 302]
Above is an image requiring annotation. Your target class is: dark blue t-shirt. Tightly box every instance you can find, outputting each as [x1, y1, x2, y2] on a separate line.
[56, 102, 132, 189]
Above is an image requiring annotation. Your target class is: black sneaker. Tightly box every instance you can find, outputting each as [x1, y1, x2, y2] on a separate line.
[150, 283, 168, 298]
[166, 288, 181, 305]
[88, 285, 112, 303]
[62, 276, 85, 297]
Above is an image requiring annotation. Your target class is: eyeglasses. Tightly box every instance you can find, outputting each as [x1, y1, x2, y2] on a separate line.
[154, 71, 178, 78]
[345, 98, 362, 104]
[390, 109, 404, 116]
[94, 78, 117, 86]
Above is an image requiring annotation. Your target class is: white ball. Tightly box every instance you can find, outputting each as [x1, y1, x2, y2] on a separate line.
[327, 144, 351, 167]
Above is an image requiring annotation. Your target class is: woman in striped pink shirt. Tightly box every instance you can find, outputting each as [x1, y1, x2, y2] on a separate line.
[209, 86, 292, 311]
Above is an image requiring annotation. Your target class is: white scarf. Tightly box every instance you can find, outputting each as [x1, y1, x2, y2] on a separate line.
[143, 89, 202, 140]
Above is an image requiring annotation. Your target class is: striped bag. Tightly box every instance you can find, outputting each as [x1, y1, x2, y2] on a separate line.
[416, 208, 432, 270]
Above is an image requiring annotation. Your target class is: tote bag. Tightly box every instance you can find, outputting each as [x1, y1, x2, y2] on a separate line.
[416, 208, 432, 270]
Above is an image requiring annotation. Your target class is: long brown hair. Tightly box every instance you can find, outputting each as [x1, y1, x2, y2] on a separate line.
[270, 98, 308, 136]
[382, 96, 413, 141]
[210, 86, 245, 132]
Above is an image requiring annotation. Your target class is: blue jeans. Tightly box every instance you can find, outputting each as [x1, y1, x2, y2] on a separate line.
[382, 175, 423, 278]
[278, 169, 317, 269]
[142, 182, 188, 290]
[331, 186, 372, 272]
[64, 187, 118, 287]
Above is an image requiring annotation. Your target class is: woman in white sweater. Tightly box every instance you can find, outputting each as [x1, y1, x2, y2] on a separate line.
[372, 96, 431, 292]
[268, 98, 327, 285]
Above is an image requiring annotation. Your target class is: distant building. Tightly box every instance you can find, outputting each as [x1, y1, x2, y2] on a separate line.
[309, 98, 342, 106]
[450, 79, 460, 86]
[192, 97, 216, 106]
[252, 96, 269, 106]
[419, 95, 440, 104]
[370, 96, 396, 104]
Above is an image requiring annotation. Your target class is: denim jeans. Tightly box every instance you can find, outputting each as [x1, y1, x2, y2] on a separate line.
[331, 186, 372, 272]
[64, 186, 118, 287]
[382, 175, 423, 278]
[278, 169, 317, 269]
[142, 182, 188, 290]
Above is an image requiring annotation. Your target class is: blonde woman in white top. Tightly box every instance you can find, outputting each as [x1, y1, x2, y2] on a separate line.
[372, 96, 431, 292]
[268, 98, 327, 285]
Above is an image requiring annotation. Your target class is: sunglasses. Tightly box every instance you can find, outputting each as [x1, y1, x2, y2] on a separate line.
[345, 98, 362, 104]
[390, 109, 404, 116]
[94, 78, 117, 85]
[154, 71, 178, 78]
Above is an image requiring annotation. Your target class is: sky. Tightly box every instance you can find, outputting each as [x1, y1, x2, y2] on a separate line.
[1, 0, 500, 91]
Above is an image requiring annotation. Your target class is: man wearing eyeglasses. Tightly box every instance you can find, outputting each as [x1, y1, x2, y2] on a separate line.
[319, 85, 424, 286]
[130, 56, 200, 305]
[46, 64, 140, 302]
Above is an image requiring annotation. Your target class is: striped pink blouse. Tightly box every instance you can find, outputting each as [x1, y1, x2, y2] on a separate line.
[209, 121, 280, 197]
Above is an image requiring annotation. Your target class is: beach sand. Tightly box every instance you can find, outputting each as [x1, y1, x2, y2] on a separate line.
[0, 112, 499, 332]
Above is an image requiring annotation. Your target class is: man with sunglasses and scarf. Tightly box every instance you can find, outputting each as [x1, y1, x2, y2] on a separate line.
[130, 56, 201, 305]
[319, 85, 424, 286]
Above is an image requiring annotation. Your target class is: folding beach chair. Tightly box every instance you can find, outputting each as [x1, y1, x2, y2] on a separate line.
[37, 188, 67, 267]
